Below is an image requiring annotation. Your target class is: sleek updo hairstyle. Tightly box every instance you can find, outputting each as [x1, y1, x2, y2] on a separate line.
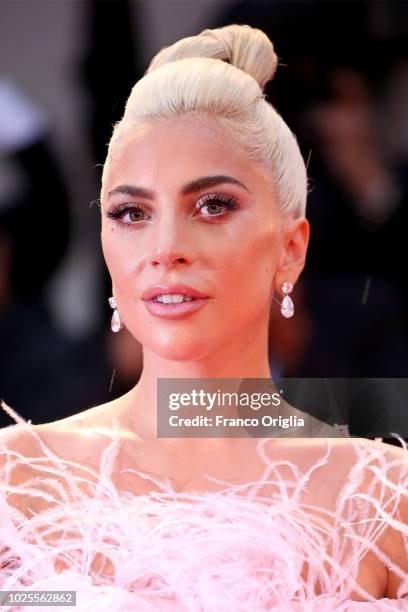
[102, 24, 307, 219]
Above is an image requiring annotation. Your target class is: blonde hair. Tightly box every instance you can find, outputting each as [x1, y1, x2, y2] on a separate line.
[102, 24, 307, 219]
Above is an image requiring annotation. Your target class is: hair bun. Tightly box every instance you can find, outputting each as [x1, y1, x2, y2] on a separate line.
[147, 24, 278, 89]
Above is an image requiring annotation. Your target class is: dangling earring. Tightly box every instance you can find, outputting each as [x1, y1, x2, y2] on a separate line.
[108, 296, 124, 332]
[280, 281, 294, 318]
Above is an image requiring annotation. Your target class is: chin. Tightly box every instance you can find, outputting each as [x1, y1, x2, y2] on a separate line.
[138, 331, 216, 362]
[150, 342, 211, 362]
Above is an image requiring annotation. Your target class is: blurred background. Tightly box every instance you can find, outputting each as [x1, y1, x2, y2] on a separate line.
[1, 0, 408, 439]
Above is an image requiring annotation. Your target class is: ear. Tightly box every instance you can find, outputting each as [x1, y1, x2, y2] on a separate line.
[274, 217, 310, 293]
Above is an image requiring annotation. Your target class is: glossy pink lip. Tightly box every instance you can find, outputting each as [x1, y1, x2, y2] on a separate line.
[142, 284, 209, 301]
[142, 296, 209, 320]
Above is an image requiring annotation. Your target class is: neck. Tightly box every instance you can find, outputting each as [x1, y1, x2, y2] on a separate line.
[122, 317, 273, 443]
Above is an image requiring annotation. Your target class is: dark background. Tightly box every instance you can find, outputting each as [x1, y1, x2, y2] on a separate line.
[1, 0, 408, 441]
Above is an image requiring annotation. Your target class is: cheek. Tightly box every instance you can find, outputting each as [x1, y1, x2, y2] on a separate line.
[101, 226, 134, 281]
[213, 225, 278, 292]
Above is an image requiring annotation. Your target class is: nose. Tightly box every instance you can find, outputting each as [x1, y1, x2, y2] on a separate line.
[147, 213, 191, 270]
[150, 250, 188, 269]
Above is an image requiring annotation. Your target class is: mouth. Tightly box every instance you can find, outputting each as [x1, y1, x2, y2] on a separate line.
[149, 294, 197, 304]
[142, 295, 209, 319]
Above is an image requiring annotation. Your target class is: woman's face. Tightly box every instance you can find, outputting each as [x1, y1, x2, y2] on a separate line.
[100, 117, 308, 361]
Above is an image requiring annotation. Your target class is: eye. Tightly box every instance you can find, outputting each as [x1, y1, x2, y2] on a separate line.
[105, 193, 239, 226]
[195, 194, 238, 218]
[106, 203, 150, 225]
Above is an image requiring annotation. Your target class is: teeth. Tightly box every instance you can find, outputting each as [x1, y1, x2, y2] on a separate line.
[154, 294, 194, 304]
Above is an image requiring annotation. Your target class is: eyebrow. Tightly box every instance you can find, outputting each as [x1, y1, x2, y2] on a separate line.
[107, 175, 252, 199]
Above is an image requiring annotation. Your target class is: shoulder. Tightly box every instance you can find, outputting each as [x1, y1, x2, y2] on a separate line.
[275, 436, 407, 538]
[364, 438, 408, 598]
[302, 436, 408, 599]
[0, 421, 45, 467]
[0, 400, 109, 494]
[0, 409, 116, 518]
[314, 435, 408, 507]
[300, 434, 408, 473]
[0, 395, 142, 483]
[0, 421, 53, 517]
[330, 436, 408, 599]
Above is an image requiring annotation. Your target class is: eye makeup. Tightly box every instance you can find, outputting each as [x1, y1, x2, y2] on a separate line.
[105, 192, 239, 226]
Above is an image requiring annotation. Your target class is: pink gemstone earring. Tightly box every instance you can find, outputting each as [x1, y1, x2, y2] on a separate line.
[108, 296, 124, 332]
[280, 281, 294, 318]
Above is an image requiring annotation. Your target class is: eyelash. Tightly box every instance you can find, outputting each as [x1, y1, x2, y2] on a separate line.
[106, 194, 239, 226]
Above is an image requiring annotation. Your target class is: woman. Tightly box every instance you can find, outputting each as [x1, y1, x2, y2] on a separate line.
[1, 24, 407, 610]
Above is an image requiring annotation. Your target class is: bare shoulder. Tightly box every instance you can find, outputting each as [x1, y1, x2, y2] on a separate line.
[295, 435, 408, 505]
[32, 405, 117, 467]
[1, 395, 144, 492]
[295, 434, 407, 470]
[0, 421, 57, 518]
[0, 399, 118, 480]
[276, 435, 406, 519]
[0, 421, 46, 467]
[0, 402, 122, 517]
[288, 436, 407, 600]
[358, 437, 408, 598]
[323, 436, 408, 599]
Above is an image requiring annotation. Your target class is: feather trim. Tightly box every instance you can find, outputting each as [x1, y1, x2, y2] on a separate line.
[0, 400, 407, 611]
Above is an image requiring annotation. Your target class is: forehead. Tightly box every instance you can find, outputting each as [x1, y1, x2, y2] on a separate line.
[102, 116, 275, 199]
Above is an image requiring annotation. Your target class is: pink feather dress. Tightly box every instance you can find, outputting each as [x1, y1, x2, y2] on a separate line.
[0, 400, 407, 611]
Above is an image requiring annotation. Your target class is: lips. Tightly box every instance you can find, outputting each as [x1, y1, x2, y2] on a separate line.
[142, 284, 209, 301]
[143, 296, 209, 319]
[141, 284, 210, 320]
